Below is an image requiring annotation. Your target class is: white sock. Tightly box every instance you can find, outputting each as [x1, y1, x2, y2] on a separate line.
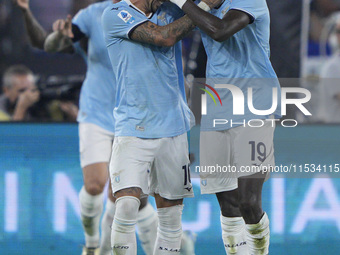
[245, 213, 270, 255]
[221, 215, 248, 255]
[79, 186, 103, 248]
[180, 230, 197, 255]
[154, 205, 184, 255]
[137, 203, 158, 255]
[99, 199, 116, 255]
[111, 196, 140, 255]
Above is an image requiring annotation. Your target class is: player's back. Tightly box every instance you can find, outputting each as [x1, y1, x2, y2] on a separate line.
[72, 1, 116, 132]
[102, 1, 191, 138]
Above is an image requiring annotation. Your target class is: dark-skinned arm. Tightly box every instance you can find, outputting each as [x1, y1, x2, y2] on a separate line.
[130, 15, 195, 47]
[181, 0, 250, 42]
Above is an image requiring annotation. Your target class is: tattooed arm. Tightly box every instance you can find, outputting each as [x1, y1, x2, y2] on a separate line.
[130, 15, 195, 47]
[13, 0, 47, 49]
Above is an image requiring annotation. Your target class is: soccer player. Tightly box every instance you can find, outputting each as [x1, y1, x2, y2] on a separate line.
[14, 0, 158, 254]
[167, 0, 281, 254]
[101, 0, 219, 253]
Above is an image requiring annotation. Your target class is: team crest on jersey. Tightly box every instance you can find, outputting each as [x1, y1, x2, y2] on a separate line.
[201, 179, 207, 186]
[118, 10, 135, 24]
[222, 5, 230, 15]
[157, 12, 167, 25]
[221, 0, 231, 15]
[115, 175, 120, 183]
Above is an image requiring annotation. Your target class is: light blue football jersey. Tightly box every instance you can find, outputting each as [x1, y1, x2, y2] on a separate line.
[200, 0, 281, 131]
[72, 1, 116, 133]
[101, 0, 191, 138]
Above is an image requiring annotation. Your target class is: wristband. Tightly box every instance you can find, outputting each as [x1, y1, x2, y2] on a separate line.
[170, 0, 187, 9]
[197, 1, 211, 11]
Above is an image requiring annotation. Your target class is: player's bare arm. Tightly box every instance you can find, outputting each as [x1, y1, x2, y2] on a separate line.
[44, 16, 75, 53]
[130, 15, 195, 47]
[13, 0, 47, 49]
[181, 0, 250, 42]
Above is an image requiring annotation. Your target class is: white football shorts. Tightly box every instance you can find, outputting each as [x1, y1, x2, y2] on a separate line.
[199, 120, 275, 194]
[109, 133, 194, 200]
[79, 122, 115, 168]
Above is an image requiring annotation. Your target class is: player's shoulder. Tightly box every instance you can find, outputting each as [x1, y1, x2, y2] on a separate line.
[102, 0, 143, 25]
[84, 0, 112, 14]
[103, 0, 131, 14]
[75, 0, 110, 19]
[102, 0, 131, 18]
[230, 0, 268, 19]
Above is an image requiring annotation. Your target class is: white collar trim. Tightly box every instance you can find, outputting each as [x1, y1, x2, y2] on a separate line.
[123, 0, 153, 18]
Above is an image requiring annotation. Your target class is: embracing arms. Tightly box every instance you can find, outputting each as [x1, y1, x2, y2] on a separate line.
[130, 16, 195, 47]
[170, 0, 251, 42]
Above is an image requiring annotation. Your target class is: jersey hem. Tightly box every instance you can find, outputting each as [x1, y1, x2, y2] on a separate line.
[78, 119, 115, 133]
[114, 128, 189, 139]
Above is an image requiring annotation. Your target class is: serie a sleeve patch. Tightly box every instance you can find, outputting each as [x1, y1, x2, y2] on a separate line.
[117, 10, 135, 24]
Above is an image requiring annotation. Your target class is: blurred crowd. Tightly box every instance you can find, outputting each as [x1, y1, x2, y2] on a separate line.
[2, 0, 340, 123]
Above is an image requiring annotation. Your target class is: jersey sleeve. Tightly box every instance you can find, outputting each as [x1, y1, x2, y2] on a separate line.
[102, 7, 148, 41]
[229, 0, 267, 23]
[72, 7, 92, 37]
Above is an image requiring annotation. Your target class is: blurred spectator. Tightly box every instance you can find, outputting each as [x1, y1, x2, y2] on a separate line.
[267, 0, 302, 78]
[48, 100, 79, 122]
[0, 64, 78, 122]
[318, 19, 340, 123]
[0, 65, 39, 121]
[309, 0, 340, 56]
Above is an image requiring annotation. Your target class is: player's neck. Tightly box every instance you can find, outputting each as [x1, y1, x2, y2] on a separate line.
[129, 0, 152, 16]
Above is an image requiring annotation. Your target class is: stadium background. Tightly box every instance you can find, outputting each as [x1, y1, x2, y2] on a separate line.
[1, 0, 340, 254]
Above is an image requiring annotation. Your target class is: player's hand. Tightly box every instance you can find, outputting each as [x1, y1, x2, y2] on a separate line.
[52, 15, 74, 38]
[13, 0, 29, 11]
[17, 87, 40, 110]
[202, 0, 222, 9]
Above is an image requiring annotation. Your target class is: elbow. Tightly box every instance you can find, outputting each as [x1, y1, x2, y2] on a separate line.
[162, 38, 177, 47]
[44, 39, 55, 53]
[210, 29, 230, 42]
[155, 37, 177, 47]
[207, 24, 230, 42]
[212, 33, 230, 42]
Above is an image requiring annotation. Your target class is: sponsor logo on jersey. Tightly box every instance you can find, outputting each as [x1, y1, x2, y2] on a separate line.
[118, 10, 135, 24]
[136, 125, 145, 131]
